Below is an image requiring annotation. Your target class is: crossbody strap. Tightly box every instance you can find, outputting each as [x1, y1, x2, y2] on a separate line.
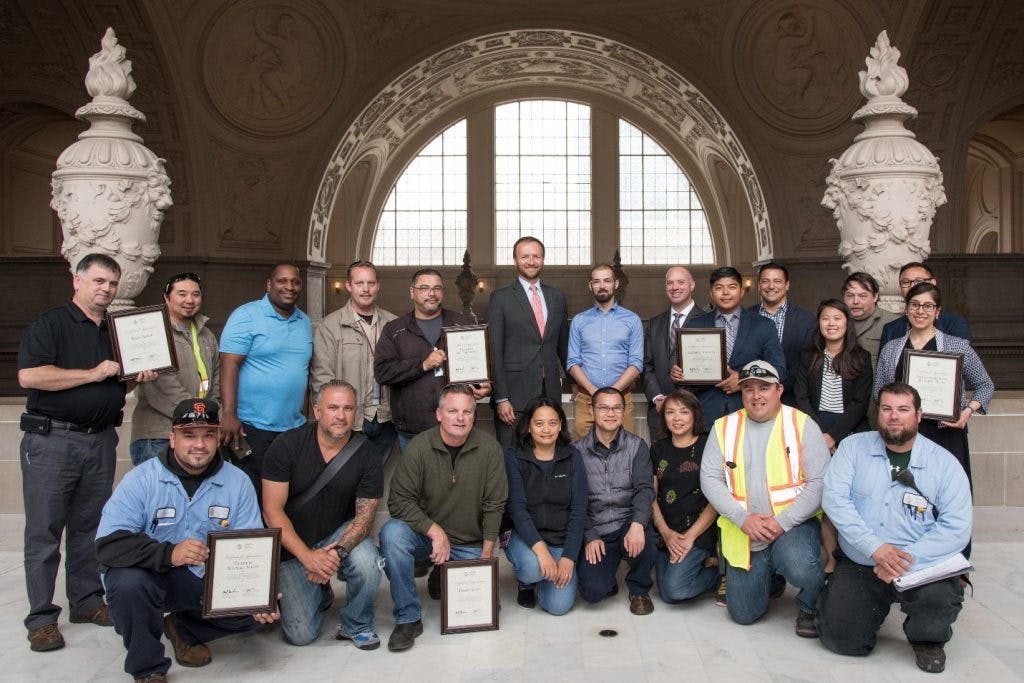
[292, 432, 368, 511]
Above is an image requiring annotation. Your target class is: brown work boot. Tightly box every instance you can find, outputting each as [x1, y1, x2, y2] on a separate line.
[135, 673, 168, 683]
[629, 593, 654, 615]
[70, 603, 114, 626]
[27, 623, 65, 652]
[163, 614, 211, 667]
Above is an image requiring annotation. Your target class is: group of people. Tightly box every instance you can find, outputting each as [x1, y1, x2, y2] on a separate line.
[16, 244, 989, 681]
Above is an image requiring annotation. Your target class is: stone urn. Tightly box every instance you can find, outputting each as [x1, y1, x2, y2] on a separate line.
[51, 28, 172, 309]
[822, 31, 946, 312]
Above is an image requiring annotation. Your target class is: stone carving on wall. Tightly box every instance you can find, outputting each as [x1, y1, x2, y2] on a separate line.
[822, 31, 947, 312]
[201, 0, 342, 136]
[214, 148, 282, 248]
[308, 28, 772, 265]
[734, 2, 863, 135]
[50, 28, 172, 309]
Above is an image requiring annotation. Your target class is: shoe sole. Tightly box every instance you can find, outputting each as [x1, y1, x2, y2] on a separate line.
[336, 633, 382, 651]
[70, 612, 112, 626]
[29, 639, 65, 652]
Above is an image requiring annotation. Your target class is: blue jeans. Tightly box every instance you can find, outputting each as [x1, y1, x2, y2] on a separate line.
[397, 431, 416, 452]
[655, 545, 719, 603]
[577, 521, 657, 602]
[362, 417, 397, 463]
[129, 439, 168, 467]
[503, 531, 577, 616]
[725, 518, 824, 625]
[276, 521, 382, 645]
[379, 518, 482, 624]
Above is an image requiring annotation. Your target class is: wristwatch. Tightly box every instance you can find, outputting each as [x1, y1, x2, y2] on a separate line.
[335, 544, 350, 562]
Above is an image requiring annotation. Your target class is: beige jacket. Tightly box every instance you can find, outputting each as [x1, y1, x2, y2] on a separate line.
[311, 301, 397, 427]
[130, 314, 220, 441]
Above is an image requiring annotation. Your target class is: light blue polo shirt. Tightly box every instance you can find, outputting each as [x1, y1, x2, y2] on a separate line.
[220, 294, 312, 431]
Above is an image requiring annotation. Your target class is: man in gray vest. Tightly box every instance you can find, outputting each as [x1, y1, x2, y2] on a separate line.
[573, 387, 656, 615]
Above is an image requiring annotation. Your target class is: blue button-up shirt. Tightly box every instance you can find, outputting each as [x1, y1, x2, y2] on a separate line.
[566, 302, 644, 389]
[823, 431, 972, 572]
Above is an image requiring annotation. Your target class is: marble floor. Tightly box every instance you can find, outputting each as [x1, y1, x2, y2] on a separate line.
[0, 509, 1021, 683]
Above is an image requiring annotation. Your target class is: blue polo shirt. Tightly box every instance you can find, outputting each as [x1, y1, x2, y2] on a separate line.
[220, 294, 312, 431]
[566, 302, 644, 389]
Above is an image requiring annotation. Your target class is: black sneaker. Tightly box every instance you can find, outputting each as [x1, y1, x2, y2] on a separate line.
[516, 585, 537, 609]
[387, 620, 423, 652]
[795, 610, 818, 638]
[913, 643, 946, 673]
[427, 565, 441, 600]
[769, 573, 787, 599]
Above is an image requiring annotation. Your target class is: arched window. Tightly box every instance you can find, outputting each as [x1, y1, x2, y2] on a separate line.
[371, 100, 713, 266]
[372, 119, 467, 266]
[618, 119, 713, 264]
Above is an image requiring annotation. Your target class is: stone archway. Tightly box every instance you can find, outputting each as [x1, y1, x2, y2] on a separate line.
[306, 28, 772, 267]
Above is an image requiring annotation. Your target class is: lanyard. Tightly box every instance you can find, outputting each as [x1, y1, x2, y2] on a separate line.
[190, 321, 210, 397]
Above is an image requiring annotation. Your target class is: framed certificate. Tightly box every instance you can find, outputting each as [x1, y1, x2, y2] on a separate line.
[203, 529, 281, 618]
[441, 324, 491, 385]
[440, 557, 498, 634]
[106, 304, 179, 380]
[902, 350, 963, 422]
[676, 328, 727, 384]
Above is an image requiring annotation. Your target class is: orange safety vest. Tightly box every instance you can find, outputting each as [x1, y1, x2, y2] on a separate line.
[715, 405, 808, 569]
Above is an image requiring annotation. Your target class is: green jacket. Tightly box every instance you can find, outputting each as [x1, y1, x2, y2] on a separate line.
[388, 426, 508, 546]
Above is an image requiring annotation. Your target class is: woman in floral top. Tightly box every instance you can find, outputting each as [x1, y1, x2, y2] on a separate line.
[650, 389, 719, 603]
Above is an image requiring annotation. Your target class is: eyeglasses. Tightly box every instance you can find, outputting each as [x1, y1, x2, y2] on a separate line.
[898, 277, 930, 288]
[413, 285, 444, 294]
[739, 364, 779, 381]
[594, 405, 624, 414]
[164, 272, 201, 294]
[907, 301, 937, 312]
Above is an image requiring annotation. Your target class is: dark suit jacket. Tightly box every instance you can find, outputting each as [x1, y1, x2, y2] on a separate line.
[683, 308, 786, 424]
[879, 310, 971, 348]
[485, 280, 569, 412]
[747, 303, 816, 406]
[643, 305, 703, 440]
[793, 347, 872, 442]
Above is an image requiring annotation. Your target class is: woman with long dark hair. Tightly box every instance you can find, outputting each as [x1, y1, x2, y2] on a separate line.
[650, 389, 719, 602]
[795, 298, 872, 573]
[502, 397, 588, 615]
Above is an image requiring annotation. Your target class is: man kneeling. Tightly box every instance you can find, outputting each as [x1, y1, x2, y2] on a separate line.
[262, 380, 384, 648]
[97, 399, 278, 683]
[819, 382, 971, 673]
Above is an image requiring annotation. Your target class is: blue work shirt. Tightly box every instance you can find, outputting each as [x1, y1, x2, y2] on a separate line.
[97, 456, 263, 578]
[566, 302, 644, 389]
[220, 294, 312, 431]
[823, 431, 972, 572]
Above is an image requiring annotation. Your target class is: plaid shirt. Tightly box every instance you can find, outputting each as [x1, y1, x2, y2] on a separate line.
[758, 301, 788, 342]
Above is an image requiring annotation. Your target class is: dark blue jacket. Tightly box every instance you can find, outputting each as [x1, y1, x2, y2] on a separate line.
[880, 310, 971, 349]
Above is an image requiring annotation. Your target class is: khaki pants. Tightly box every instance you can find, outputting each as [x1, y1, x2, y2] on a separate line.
[572, 391, 635, 440]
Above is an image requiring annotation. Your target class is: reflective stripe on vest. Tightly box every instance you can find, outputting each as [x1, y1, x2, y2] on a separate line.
[716, 405, 808, 569]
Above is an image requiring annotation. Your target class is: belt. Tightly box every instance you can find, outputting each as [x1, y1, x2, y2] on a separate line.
[50, 419, 109, 434]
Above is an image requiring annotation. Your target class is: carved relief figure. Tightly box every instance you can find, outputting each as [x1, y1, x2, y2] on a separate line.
[249, 10, 299, 114]
[772, 11, 847, 115]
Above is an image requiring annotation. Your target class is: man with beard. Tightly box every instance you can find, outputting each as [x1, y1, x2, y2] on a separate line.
[567, 263, 644, 439]
[819, 382, 971, 674]
[97, 399, 278, 683]
[486, 236, 568, 449]
[375, 268, 489, 451]
[218, 263, 312, 487]
[131, 272, 220, 465]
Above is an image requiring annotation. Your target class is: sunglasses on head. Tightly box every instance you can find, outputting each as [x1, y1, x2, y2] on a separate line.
[739, 364, 778, 381]
[164, 272, 201, 294]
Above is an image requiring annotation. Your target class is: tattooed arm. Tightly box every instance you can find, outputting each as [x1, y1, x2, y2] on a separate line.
[337, 497, 380, 551]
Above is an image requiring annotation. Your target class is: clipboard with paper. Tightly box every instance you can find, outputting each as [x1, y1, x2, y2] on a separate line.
[892, 553, 972, 592]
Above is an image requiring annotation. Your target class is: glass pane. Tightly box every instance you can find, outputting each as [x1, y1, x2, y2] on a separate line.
[494, 100, 592, 265]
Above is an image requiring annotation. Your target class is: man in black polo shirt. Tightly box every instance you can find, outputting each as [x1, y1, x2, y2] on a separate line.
[17, 253, 156, 652]
[262, 380, 384, 649]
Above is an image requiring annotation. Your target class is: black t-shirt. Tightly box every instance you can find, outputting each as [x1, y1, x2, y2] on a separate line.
[18, 300, 126, 428]
[263, 423, 383, 560]
[651, 433, 716, 550]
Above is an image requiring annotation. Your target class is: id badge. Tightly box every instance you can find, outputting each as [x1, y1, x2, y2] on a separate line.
[902, 492, 928, 510]
[199, 378, 210, 397]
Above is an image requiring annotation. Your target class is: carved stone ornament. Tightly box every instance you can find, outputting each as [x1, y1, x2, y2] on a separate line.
[51, 28, 172, 309]
[822, 31, 946, 312]
[308, 29, 772, 264]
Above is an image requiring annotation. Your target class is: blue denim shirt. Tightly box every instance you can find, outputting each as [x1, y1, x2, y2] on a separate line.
[566, 302, 643, 389]
[823, 431, 972, 572]
[97, 456, 263, 578]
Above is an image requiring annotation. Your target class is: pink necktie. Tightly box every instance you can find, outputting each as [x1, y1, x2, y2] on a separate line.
[530, 284, 545, 336]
